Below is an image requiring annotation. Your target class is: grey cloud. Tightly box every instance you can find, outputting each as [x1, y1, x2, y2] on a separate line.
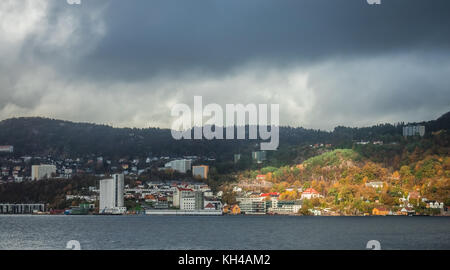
[0, 0, 449, 130]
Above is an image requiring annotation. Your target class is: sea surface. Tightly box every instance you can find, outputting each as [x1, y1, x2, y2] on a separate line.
[0, 215, 448, 250]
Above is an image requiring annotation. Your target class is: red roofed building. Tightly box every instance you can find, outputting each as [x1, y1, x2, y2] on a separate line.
[260, 192, 279, 198]
[204, 203, 216, 210]
[301, 188, 321, 200]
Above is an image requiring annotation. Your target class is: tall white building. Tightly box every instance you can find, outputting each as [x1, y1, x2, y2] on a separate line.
[164, 159, 192, 173]
[99, 174, 126, 214]
[31, 165, 57, 180]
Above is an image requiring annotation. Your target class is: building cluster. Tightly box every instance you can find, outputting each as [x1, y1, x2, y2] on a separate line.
[228, 187, 325, 216]
[0, 153, 213, 184]
[0, 203, 45, 214]
[162, 158, 209, 179]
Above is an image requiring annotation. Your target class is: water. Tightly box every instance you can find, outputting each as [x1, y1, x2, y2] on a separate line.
[0, 215, 448, 250]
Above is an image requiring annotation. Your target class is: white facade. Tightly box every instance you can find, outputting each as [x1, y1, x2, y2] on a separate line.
[0, 146, 13, 153]
[180, 196, 196, 210]
[403, 125, 425, 137]
[31, 165, 57, 180]
[99, 174, 125, 214]
[164, 159, 192, 173]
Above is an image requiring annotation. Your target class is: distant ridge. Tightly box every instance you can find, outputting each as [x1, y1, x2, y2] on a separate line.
[0, 112, 448, 158]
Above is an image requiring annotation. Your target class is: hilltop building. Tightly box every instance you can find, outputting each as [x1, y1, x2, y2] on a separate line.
[403, 125, 425, 137]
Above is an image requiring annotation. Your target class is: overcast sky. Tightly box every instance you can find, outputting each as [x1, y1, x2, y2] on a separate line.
[0, 0, 449, 130]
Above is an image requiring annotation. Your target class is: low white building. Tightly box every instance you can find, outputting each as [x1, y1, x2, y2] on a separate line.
[301, 188, 321, 200]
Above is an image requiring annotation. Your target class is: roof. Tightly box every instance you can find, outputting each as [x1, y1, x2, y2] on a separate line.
[302, 188, 319, 194]
[260, 192, 280, 197]
[205, 203, 215, 208]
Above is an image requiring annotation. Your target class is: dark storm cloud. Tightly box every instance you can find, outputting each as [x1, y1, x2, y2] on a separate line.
[75, 0, 450, 80]
[0, 0, 449, 129]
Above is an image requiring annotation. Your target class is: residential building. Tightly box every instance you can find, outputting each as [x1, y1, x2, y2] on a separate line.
[0, 204, 45, 214]
[31, 164, 57, 180]
[301, 188, 321, 200]
[0, 145, 13, 153]
[165, 159, 192, 173]
[372, 207, 389, 216]
[192, 165, 209, 179]
[204, 203, 216, 211]
[237, 196, 266, 214]
[267, 198, 302, 214]
[365, 181, 384, 189]
[173, 187, 194, 207]
[230, 204, 241, 215]
[99, 174, 126, 214]
[403, 125, 425, 137]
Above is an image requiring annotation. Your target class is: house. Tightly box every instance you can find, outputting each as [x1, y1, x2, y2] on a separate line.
[365, 181, 384, 189]
[301, 188, 321, 200]
[372, 207, 389, 216]
[204, 203, 216, 211]
[230, 204, 241, 215]
[426, 201, 444, 209]
[408, 191, 420, 201]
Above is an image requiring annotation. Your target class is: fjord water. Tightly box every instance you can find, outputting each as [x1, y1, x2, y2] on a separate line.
[0, 215, 448, 250]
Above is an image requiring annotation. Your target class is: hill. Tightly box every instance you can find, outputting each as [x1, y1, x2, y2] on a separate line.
[0, 111, 448, 159]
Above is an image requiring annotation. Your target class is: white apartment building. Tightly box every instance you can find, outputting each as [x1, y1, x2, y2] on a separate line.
[403, 125, 425, 137]
[99, 174, 126, 214]
[164, 159, 192, 173]
[31, 165, 57, 180]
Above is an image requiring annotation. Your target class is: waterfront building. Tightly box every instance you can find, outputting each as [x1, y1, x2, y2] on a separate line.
[192, 165, 209, 179]
[0, 204, 45, 214]
[31, 164, 57, 180]
[179, 189, 204, 211]
[372, 207, 390, 216]
[99, 174, 126, 214]
[267, 198, 302, 214]
[230, 204, 241, 215]
[173, 187, 194, 208]
[237, 196, 266, 214]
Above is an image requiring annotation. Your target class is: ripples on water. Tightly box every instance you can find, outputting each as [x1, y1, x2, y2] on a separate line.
[0, 215, 449, 250]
